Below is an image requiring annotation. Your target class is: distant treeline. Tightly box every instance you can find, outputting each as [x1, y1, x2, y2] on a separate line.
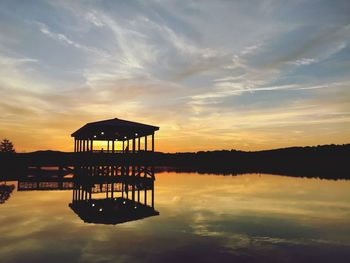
[152, 144, 350, 179]
[0, 144, 349, 179]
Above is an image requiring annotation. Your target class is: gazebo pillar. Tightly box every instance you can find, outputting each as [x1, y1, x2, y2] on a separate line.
[122, 140, 125, 153]
[138, 137, 140, 152]
[112, 140, 115, 153]
[90, 139, 93, 152]
[74, 139, 77, 152]
[151, 182, 154, 208]
[145, 136, 148, 151]
[152, 133, 155, 152]
[132, 138, 135, 153]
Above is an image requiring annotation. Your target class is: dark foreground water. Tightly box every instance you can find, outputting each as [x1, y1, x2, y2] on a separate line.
[1, 172, 350, 263]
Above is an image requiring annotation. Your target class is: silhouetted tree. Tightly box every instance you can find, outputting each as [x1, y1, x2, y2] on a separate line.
[0, 139, 15, 153]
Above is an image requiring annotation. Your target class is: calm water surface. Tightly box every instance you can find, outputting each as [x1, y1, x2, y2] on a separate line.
[1, 172, 350, 262]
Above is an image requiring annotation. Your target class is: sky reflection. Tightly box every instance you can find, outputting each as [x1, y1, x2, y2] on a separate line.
[0, 173, 350, 262]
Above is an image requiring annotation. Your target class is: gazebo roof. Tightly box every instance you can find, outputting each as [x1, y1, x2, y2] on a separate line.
[69, 198, 159, 225]
[71, 118, 159, 140]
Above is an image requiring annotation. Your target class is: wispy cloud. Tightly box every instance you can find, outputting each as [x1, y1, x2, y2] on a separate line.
[37, 22, 108, 58]
[290, 58, 317, 66]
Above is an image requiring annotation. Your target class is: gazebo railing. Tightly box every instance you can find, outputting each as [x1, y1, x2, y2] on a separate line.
[92, 150, 124, 154]
[90, 150, 151, 154]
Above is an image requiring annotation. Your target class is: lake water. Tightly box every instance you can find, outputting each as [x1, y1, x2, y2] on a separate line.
[1, 172, 350, 263]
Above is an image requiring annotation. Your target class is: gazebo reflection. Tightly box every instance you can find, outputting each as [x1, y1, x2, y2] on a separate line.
[69, 165, 159, 225]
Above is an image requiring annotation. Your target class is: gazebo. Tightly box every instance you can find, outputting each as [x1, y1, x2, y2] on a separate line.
[71, 118, 159, 153]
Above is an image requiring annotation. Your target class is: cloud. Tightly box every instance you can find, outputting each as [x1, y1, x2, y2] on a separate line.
[290, 58, 317, 66]
[84, 11, 104, 27]
[39, 23, 80, 48]
[241, 44, 262, 55]
[37, 22, 107, 58]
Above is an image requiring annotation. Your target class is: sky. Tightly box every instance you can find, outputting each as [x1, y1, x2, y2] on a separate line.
[0, 0, 349, 152]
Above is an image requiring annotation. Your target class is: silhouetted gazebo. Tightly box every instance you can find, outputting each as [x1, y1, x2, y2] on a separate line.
[71, 118, 159, 153]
